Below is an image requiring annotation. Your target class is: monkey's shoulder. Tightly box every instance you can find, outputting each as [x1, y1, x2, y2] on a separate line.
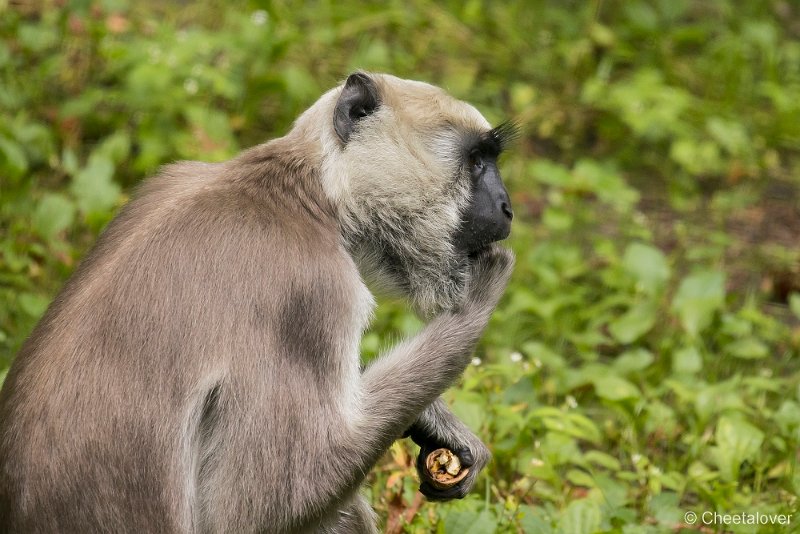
[54, 159, 356, 327]
[108, 160, 338, 259]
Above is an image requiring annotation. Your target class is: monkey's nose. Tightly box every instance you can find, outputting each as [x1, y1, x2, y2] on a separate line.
[500, 201, 513, 221]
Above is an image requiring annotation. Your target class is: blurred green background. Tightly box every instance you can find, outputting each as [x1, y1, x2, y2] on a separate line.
[1, 0, 799, 532]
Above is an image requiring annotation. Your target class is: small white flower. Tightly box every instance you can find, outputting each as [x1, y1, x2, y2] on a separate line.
[530, 458, 545, 467]
[510, 351, 523, 363]
[184, 79, 199, 95]
[631, 453, 642, 464]
[471, 357, 482, 366]
[251, 10, 268, 25]
[566, 395, 578, 409]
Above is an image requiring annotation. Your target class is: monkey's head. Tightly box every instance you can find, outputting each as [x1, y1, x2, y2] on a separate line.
[302, 72, 515, 316]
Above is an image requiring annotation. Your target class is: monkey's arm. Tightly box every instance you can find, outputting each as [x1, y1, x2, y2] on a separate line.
[405, 398, 490, 501]
[352, 247, 512, 487]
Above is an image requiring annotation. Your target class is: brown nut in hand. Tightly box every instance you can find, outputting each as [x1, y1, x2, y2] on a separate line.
[424, 448, 470, 489]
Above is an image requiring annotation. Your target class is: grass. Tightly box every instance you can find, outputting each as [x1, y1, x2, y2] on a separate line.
[1, 1, 799, 531]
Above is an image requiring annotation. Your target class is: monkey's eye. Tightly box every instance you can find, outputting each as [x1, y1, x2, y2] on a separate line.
[469, 151, 484, 173]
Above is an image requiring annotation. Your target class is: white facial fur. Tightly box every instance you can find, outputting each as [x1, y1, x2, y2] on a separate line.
[291, 73, 494, 315]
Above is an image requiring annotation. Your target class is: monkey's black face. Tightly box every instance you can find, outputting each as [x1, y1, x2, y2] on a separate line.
[454, 150, 513, 256]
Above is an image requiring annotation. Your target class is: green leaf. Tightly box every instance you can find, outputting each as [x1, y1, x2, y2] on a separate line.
[70, 153, 121, 216]
[443, 62, 479, 97]
[281, 65, 319, 102]
[539, 431, 581, 466]
[442, 509, 498, 534]
[593, 375, 640, 401]
[518, 505, 553, 534]
[672, 346, 702, 374]
[558, 499, 602, 534]
[32, 193, 76, 240]
[608, 304, 656, 344]
[451, 397, 486, 432]
[521, 342, 565, 368]
[789, 293, 800, 320]
[573, 159, 639, 210]
[0, 136, 28, 179]
[773, 400, 800, 434]
[542, 207, 573, 231]
[622, 243, 670, 293]
[18, 23, 58, 52]
[645, 401, 678, 436]
[0, 42, 10, 68]
[533, 408, 602, 444]
[530, 159, 572, 187]
[97, 131, 131, 165]
[710, 415, 764, 481]
[694, 383, 747, 422]
[396, 313, 423, 336]
[724, 337, 769, 360]
[613, 348, 655, 374]
[359, 332, 380, 359]
[62, 147, 79, 175]
[19, 292, 50, 319]
[583, 450, 622, 471]
[566, 469, 595, 488]
[648, 492, 683, 526]
[178, 106, 237, 161]
[707, 117, 749, 156]
[510, 83, 537, 112]
[592, 474, 630, 509]
[589, 22, 615, 47]
[671, 271, 726, 336]
[670, 138, 722, 175]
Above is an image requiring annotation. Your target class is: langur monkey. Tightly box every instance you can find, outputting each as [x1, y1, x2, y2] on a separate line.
[0, 72, 515, 533]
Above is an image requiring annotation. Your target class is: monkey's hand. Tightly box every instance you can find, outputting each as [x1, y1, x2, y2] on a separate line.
[410, 427, 490, 501]
[400, 247, 510, 500]
[404, 398, 490, 501]
[461, 245, 515, 315]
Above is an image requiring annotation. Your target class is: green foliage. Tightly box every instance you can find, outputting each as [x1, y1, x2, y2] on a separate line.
[672, 270, 726, 337]
[2, 0, 799, 532]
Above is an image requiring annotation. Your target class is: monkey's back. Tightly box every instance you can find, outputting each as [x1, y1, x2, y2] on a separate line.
[0, 151, 366, 532]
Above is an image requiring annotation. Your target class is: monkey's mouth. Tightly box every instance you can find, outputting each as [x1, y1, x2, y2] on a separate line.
[455, 208, 512, 257]
[459, 225, 511, 258]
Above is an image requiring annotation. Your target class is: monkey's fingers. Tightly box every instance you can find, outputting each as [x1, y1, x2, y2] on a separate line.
[464, 245, 515, 308]
[423, 448, 470, 489]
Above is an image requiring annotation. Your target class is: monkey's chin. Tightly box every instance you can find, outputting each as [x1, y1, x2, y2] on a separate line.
[463, 228, 514, 257]
[466, 246, 490, 260]
[464, 239, 506, 261]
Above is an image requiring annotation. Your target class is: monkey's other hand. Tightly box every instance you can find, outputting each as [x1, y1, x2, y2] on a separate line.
[415, 437, 490, 501]
[463, 245, 515, 313]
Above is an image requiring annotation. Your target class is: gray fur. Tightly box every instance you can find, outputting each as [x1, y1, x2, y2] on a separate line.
[0, 73, 513, 533]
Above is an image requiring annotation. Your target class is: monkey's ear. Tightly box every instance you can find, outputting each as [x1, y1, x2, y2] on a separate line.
[333, 72, 380, 143]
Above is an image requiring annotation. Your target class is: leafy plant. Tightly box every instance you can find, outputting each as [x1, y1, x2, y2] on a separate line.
[2, 1, 799, 532]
